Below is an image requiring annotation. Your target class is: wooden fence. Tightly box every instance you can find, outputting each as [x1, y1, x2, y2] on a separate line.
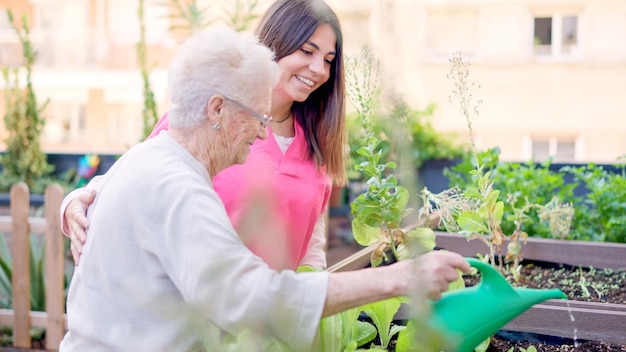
[0, 182, 66, 350]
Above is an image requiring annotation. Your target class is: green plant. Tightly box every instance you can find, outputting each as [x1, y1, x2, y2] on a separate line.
[1, 10, 53, 193]
[0, 232, 60, 312]
[346, 46, 436, 267]
[0, 235, 11, 309]
[445, 148, 578, 240]
[445, 149, 626, 244]
[566, 161, 626, 243]
[421, 53, 573, 272]
[300, 265, 382, 352]
[359, 297, 406, 350]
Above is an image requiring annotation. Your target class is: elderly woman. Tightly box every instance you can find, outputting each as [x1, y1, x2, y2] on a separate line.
[59, 27, 469, 352]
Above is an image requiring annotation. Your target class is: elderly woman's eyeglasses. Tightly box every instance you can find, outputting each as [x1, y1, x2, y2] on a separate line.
[223, 96, 273, 128]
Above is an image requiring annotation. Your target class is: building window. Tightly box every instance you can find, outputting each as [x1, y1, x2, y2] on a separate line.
[43, 102, 87, 144]
[531, 137, 577, 162]
[533, 14, 579, 58]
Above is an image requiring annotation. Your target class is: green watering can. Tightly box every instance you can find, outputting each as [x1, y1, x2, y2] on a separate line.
[428, 257, 567, 352]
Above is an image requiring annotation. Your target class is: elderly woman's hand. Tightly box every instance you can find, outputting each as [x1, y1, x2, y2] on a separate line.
[65, 189, 96, 265]
[411, 250, 471, 301]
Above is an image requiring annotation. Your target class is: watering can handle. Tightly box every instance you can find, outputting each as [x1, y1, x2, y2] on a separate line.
[465, 257, 516, 293]
[466, 257, 492, 272]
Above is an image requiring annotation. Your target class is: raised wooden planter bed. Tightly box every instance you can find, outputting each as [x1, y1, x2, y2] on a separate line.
[328, 231, 626, 345]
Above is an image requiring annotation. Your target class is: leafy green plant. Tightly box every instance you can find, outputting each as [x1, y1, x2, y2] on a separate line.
[444, 148, 578, 240]
[359, 298, 406, 350]
[346, 46, 436, 268]
[297, 265, 372, 352]
[0, 235, 11, 309]
[445, 149, 626, 244]
[0, 233, 50, 312]
[420, 53, 574, 272]
[1, 10, 54, 193]
[566, 160, 626, 243]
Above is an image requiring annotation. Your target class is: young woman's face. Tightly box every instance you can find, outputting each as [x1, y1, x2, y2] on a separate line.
[274, 23, 337, 104]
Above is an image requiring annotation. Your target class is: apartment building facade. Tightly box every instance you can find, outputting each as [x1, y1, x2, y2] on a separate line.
[1, 0, 625, 163]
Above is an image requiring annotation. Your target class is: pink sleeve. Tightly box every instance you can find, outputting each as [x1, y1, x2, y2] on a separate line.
[147, 113, 170, 139]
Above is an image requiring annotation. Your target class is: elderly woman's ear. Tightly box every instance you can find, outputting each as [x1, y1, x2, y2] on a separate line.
[206, 95, 224, 130]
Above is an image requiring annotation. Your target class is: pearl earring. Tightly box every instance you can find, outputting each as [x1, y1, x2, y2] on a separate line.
[212, 122, 220, 130]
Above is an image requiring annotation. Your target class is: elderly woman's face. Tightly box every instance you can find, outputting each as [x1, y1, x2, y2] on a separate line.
[274, 23, 337, 103]
[222, 92, 272, 165]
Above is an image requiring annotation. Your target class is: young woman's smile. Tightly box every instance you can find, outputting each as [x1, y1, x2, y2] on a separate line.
[275, 23, 337, 103]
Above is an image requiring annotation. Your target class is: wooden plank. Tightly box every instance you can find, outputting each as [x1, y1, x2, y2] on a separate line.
[0, 216, 47, 235]
[10, 183, 32, 349]
[434, 231, 626, 270]
[0, 309, 67, 329]
[393, 299, 626, 344]
[44, 184, 66, 350]
[504, 301, 626, 344]
[329, 230, 626, 272]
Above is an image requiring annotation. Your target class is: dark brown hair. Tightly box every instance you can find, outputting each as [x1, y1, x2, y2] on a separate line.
[256, 0, 347, 185]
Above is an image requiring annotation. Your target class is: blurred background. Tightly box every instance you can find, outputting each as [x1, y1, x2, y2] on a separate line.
[1, 0, 625, 163]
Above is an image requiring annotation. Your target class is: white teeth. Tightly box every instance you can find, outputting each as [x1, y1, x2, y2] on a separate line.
[296, 75, 314, 87]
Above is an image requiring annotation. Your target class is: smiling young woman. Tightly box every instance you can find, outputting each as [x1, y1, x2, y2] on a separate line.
[61, 0, 347, 271]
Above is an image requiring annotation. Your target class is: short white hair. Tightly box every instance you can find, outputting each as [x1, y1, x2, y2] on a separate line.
[167, 26, 279, 129]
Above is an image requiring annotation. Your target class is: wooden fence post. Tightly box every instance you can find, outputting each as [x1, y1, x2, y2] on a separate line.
[44, 183, 65, 350]
[10, 182, 31, 348]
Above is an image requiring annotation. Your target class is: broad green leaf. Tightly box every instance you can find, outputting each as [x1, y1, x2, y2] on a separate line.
[352, 218, 383, 246]
[342, 307, 361, 347]
[463, 187, 483, 200]
[317, 312, 344, 352]
[395, 319, 449, 352]
[353, 320, 377, 347]
[484, 189, 500, 208]
[492, 200, 504, 226]
[405, 227, 436, 252]
[457, 211, 488, 233]
[343, 340, 358, 352]
[361, 297, 402, 348]
[30, 235, 45, 312]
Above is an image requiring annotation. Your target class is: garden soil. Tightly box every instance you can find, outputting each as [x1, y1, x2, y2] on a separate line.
[468, 260, 626, 352]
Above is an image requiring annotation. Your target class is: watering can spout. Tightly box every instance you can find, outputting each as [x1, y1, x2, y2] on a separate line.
[427, 257, 567, 352]
[517, 287, 568, 303]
